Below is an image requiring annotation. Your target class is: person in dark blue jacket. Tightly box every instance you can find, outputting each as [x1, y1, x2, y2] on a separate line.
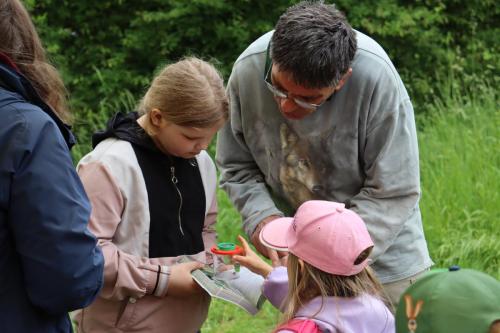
[0, 1, 104, 332]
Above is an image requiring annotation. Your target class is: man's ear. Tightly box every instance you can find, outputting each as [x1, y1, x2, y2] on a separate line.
[335, 68, 352, 91]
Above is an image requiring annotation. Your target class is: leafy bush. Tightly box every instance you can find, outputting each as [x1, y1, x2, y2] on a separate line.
[29, 0, 497, 116]
[336, 0, 499, 108]
[29, 0, 292, 111]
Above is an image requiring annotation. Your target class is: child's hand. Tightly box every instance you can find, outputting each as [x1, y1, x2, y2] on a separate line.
[167, 261, 204, 297]
[232, 235, 273, 278]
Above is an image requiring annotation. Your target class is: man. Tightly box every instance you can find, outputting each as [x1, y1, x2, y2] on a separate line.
[216, 1, 432, 307]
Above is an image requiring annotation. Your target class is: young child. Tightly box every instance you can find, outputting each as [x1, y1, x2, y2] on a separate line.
[73, 57, 228, 333]
[233, 200, 394, 333]
[396, 266, 500, 333]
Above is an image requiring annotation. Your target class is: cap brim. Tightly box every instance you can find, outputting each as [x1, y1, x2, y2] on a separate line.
[259, 217, 292, 252]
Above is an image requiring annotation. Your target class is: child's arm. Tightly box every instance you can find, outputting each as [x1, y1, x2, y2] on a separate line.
[262, 266, 289, 312]
[234, 236, 290, 311]
[232, 235, 273, 277]
[163, 261, 204, 296]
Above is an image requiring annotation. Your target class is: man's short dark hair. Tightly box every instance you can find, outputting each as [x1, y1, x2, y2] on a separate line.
[271, 1, 357, 89]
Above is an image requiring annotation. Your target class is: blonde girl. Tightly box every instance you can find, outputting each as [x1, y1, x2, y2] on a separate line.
[234, 200, 394, 333]
[74, 57, 228, 333]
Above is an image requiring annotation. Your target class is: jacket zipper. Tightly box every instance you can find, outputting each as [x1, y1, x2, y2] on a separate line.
[170, 165, 184, 236]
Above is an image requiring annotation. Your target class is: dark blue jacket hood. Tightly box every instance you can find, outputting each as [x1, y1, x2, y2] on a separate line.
[0, 57, 75, 149]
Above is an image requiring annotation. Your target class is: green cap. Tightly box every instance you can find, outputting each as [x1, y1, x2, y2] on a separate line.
[396, 266, 500, 333]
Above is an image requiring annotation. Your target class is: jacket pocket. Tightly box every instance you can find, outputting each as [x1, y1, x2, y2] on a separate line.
[115, 297, 138, 329]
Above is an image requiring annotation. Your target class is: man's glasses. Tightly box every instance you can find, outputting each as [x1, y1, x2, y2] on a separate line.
[264, 65, 327, 111]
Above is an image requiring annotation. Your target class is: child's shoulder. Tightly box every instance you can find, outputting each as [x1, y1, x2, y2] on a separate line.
[78, 138, 139, 172]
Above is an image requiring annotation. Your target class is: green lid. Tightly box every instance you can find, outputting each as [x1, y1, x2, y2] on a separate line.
[217, 242, 235, 251]
[396, 266, 500, 333]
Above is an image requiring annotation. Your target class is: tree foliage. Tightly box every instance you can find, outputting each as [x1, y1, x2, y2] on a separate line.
[28, 0, 498, 112]
[29, 0, 291, 110]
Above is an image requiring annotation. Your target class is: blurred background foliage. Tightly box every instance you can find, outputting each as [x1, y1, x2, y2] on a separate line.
[27, 0, 287, 110]
[27, 0, 498, 113]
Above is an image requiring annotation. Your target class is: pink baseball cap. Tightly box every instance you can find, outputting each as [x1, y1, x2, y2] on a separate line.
[259, 200, 374, 276]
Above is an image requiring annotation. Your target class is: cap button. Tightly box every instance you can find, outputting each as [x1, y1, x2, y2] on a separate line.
[449, 265, 460, 271]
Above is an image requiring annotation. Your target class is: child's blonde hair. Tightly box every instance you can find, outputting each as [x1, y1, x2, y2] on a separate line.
[279, 248, 389, 327]
[138, 57, 228, 127]
[0, 0, 70, 123]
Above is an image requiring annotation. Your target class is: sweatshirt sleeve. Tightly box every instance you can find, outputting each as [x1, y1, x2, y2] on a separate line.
[78, 162, 170, 300]
[262, 266, 289, 312]
[216, 71, 284, 237]
[8, 109, 104, 314]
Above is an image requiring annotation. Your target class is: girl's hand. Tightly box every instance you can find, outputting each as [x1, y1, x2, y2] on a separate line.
[232, 235, 273, 278]
[167, 261, 204, 297]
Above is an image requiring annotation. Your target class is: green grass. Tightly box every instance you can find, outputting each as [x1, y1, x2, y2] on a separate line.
[201, 83, 499, 332]
[417, 84, 499, 278]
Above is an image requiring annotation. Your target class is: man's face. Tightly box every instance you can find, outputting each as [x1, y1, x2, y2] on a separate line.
[268, 64, 337, 120]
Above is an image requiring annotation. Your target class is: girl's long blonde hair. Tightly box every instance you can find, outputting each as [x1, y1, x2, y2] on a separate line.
[277, 248, 390, 329]
[138, 57, 228, 128]
[0, 0, 70, 123]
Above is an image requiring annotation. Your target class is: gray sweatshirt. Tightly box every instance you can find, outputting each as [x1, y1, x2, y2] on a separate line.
[216, 30, 432, 283]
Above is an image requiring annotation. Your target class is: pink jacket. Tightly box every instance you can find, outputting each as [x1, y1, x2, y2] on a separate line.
[73, 138, 218, 332]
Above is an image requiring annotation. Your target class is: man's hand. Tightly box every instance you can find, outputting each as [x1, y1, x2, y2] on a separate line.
[166, 261, 204, 297]
[251, 216, 288, 267]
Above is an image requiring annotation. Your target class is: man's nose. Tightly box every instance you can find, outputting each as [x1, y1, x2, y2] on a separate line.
[279, 97, 297, 114]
